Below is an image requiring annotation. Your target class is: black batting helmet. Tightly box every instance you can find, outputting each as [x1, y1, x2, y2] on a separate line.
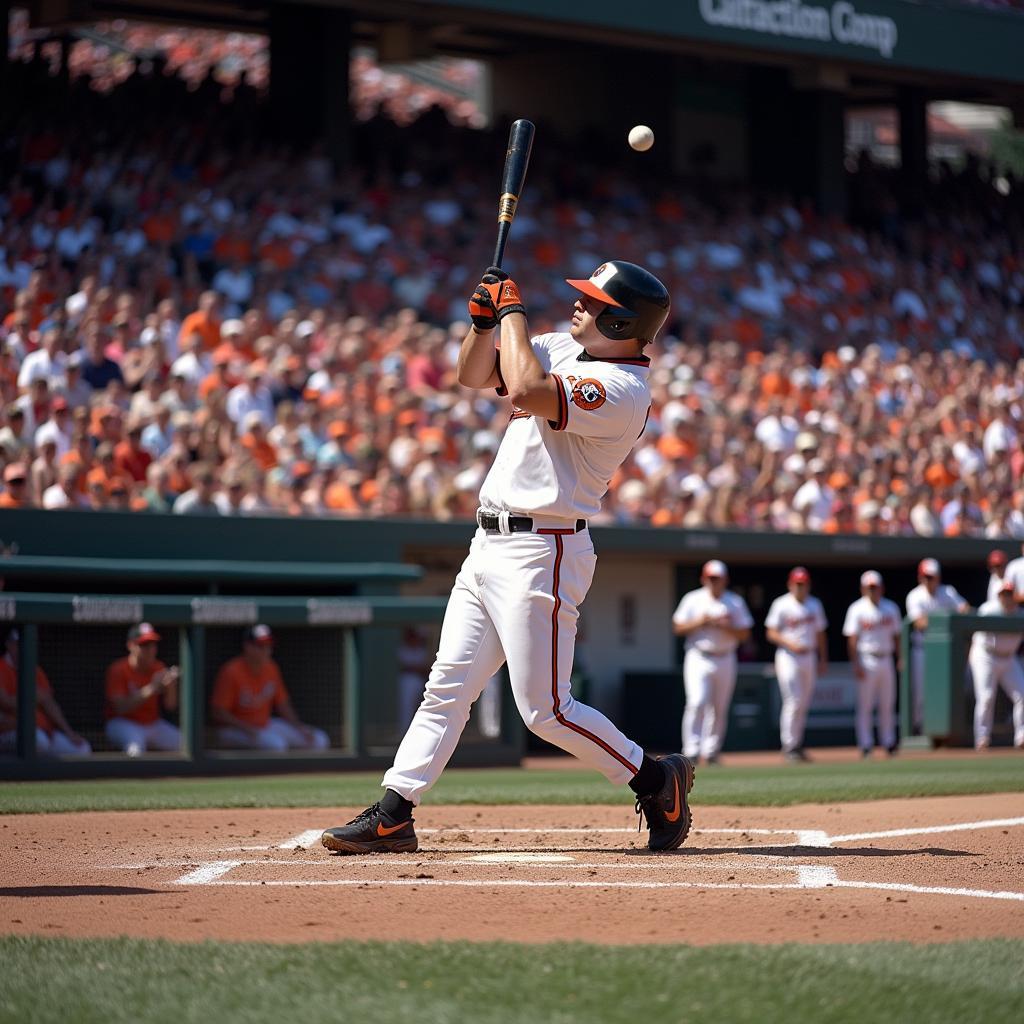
[566, 261, 670, 344]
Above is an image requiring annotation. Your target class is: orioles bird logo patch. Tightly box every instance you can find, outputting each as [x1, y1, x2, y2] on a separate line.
[571, 378, 607, 411]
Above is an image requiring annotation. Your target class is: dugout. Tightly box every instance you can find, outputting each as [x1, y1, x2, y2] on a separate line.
[0, 591, 524, 780]
[0, 511, 1014, 772]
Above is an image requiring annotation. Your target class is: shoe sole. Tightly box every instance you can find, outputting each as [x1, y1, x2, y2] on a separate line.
[650, 754, 695, 852]
[321, 832, 419, 855]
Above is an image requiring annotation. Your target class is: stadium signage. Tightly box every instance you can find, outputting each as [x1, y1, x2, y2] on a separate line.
[698, 0, 898, 58]
[190, 598, 258, 624]
[306, 599, 373, 625]
[71, 596, 144, 623]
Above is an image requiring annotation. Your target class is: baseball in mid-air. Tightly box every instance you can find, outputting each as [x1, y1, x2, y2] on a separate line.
[628, 125, 654, 152]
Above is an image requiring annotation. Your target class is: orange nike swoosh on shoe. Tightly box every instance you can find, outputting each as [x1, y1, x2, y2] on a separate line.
[376, 821, 409, 837]
[664, 775, 681, 822]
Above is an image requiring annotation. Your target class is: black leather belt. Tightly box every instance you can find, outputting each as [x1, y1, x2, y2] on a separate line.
[476, 511, 586, 534]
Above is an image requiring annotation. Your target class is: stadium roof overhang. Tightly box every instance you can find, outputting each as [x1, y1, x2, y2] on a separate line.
[25, 0, 1024, 105]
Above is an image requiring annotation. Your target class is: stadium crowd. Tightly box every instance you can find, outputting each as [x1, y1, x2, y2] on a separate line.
[2, 53, 1024, 535]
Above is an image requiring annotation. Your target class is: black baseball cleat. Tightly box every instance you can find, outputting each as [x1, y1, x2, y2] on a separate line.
[322, 803, 418, 854]
[635, 754, 695, 852]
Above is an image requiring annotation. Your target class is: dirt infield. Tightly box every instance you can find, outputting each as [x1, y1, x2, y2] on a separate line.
[2, 793, 1023, 946]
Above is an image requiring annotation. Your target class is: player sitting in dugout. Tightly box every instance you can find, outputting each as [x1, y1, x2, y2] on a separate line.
[210, 625, 329, 752]
[105, 622, 182, 756]
[0, 627, 92, 756]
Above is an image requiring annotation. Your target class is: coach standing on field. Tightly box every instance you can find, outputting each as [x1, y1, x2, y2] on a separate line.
[765, 567, 827, 762]
[672, 560, 753, 765]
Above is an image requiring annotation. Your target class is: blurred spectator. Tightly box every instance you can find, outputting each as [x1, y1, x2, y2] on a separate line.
[172, 462, 222, 515]
[210, 625, 329, 751]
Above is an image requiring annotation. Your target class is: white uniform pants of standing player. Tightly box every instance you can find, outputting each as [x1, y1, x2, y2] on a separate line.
[856, 653, 896, 751]
[682, 649, 735, 760]
[968, 650, 1024, 749]
[383, 527, 643, 803]
[216, 718, 330, 752]
[775, 650, 816, 753]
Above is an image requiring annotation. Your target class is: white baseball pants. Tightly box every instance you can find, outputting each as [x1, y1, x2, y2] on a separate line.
[383, 527, 644, 803]
[0, 728, 92, 755]
[968, 650, 1024, 749]
[105, 717, 181, 756]
[215, 718, 329, 752]
[775, 650, 816, 753]
[681, 649, 736, 760]
[855, 653, 896, 751]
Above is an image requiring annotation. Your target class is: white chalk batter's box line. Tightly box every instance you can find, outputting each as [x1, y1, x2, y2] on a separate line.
[105, 816, 1024, 902]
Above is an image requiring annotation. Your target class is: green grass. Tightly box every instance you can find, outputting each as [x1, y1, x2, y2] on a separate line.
[1, 936, 1022, 1024]
[1, 754, 1022, 814]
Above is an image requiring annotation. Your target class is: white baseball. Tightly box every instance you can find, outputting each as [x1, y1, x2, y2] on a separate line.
[628, 125, 654, 152]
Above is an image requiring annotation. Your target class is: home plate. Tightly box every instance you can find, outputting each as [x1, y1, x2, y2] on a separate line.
[470, 852, 577, 863]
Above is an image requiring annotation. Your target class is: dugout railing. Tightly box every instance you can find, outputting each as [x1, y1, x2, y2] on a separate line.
[899, 610, 1024, 748]
[0, 592, 525, 780]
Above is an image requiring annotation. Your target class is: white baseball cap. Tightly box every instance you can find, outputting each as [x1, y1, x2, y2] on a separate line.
[918, 558, 941, 579]
[702, 559, 728, 579]
[860, 570, 883, 588]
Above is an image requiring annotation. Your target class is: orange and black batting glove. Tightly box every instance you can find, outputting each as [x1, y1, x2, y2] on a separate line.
[469, 266, 527, 330]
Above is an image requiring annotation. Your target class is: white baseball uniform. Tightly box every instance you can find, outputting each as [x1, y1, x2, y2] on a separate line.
[764, 592, 827, 753]
[1003, 556, 1024, 598]
[968, 599, 1024, 749]
[906, 582, 967, 731]
[672, 587, 754, 760]
[383, 333, 653, 802]
[987, 572, 1008, 603]
[842, 596, 902, 751]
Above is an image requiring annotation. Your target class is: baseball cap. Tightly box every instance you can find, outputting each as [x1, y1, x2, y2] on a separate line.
[702, 559, 728, 579]
[860, 570, 883, 588]
[244, 624, 274, 646]
[808, 457, 827, 474]
[918, 558, 941, 579]
[788, 566, 810, 584]
[127, 622, 161, 644]
[988, 550, 1008, 569]
[3, 463, 27, 483]
[221, 319, 244, 338]
[52, 396, 69, 411]
[998, 579, 1016, 595]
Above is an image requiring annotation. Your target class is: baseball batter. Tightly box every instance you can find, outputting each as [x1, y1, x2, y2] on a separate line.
[968, 581, 1024, 750]
[764, 567, 827, 762]
[906, 558, 969, 733]
[843, 570, 902, 757]
[671, 560, 753, 765]
[323, 260, 695, 854]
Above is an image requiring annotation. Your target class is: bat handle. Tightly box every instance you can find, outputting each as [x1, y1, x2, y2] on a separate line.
[492, 222, 511, 270]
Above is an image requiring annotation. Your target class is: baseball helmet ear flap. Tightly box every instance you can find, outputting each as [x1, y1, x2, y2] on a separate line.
[566, 261, 670, 344]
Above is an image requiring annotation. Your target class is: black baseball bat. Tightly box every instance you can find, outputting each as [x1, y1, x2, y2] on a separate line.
[492, 119, 535, 269]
